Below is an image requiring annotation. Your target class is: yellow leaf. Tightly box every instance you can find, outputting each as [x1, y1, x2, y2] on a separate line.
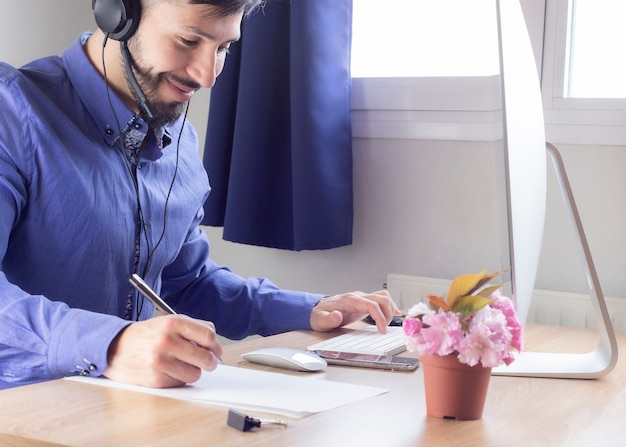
[446, 269, 504, 309]
[446, 269, 487, 308]
[472, 271, 503, 292]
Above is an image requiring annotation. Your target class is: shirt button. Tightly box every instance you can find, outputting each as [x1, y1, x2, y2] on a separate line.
[106, 128, 113, 135]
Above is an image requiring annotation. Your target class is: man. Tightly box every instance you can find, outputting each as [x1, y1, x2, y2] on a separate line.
[0, 0, 399, 389]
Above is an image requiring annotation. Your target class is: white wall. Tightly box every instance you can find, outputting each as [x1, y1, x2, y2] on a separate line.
[1, 2, 93, 67]
[205, 139, 626, 302]
[539, 142, 626, 297]
[3, 1, 625, 303]
[203, 138, 509, 296]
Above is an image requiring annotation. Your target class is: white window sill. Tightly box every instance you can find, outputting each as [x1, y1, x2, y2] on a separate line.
[351, 77, 626, 147]
[350, 76, 502, 142]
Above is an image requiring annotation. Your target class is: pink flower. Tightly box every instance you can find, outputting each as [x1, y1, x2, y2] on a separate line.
[419, 312, 464, 356]
[403, 316, 423, 337]
[489, 293, 524, 352]
[406, 302, 433, 318]
[458, 307, 509, 367]
[458, 324, 501, 367]
[402, 270, 523, 368]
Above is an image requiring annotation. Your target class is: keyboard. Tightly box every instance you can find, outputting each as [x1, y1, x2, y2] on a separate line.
[307, 326, 407, 356]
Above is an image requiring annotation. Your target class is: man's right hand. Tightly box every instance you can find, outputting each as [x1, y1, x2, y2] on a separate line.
[103, 314, 223, 388]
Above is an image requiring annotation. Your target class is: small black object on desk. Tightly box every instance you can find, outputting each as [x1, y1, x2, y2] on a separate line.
[363, 314, 405, 326]
[227, 409, 288, 432]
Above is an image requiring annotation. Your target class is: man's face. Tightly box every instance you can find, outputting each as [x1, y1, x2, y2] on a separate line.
[125, 2, 243, 127]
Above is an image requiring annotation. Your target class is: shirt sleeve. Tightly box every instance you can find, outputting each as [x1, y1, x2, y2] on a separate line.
[0, 145, 129, 387]
[0, 71, 130, 388]
[0, 277, 130, 389]
[160, 209, 325, 341]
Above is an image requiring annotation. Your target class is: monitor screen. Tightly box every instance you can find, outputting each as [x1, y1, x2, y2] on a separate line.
[497, 0, 546, 329]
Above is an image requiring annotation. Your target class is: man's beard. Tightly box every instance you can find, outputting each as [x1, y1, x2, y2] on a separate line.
[125, 49, 199, 129]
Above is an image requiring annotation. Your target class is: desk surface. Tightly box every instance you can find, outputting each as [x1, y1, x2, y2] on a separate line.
[1, 324, 624, 447]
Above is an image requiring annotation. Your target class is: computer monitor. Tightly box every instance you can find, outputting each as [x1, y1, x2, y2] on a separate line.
[491, 0, 617, 378]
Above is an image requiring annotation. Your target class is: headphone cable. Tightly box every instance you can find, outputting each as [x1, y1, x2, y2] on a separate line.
[100, 34, 184, 320]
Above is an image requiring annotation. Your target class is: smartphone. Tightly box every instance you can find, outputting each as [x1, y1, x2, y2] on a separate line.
[313, 350, 420, 371]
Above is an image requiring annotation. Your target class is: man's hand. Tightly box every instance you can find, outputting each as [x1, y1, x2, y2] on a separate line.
[310, 290, 400, 334]
[104, 315, 223, 388]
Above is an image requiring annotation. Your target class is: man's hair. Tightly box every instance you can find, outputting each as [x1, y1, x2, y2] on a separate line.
[143, 0, 263, 17]
[188, 0, 263, 17]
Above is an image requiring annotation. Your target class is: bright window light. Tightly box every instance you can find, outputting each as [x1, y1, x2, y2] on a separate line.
[351, 0, 500, 78]
[566, 0, 626, 98]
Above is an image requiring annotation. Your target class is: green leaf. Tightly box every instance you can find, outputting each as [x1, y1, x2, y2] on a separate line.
[476, 284, 503, 298]
[450, 295, 495, 318]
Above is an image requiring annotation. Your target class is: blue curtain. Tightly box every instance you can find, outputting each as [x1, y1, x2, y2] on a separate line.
[201, 0, 354, 251]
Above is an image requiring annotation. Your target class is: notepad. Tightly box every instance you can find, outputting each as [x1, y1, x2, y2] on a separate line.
[66, 364, 388, 418]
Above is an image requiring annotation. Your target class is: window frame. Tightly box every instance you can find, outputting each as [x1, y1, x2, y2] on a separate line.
[350, 76, 502, 142]
[349, 1, 503, 143]
[541, 0, 626, 145]
[350, 0, 626, 146]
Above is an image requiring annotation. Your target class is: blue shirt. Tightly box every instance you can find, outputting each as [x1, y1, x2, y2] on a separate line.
[0, 33, 322, 389]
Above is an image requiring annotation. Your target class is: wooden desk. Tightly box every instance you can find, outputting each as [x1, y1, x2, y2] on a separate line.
[1, 325, 625, 447]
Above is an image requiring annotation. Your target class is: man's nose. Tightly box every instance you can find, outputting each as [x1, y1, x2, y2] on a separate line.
[187, 50, 220, 89]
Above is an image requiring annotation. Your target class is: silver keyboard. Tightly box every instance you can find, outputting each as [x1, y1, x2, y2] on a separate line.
[307, 326, 407, 356]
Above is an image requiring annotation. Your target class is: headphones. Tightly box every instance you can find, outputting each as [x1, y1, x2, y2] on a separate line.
[92, 0, 141, 42]
[93, 0, 155, 120]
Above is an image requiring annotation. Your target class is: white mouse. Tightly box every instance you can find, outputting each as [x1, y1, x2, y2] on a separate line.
[242, 347, 327, 372]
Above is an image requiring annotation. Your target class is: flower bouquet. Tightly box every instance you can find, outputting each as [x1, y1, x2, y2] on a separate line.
[403, 269, 523, 368]
[403, 269, 523, 420]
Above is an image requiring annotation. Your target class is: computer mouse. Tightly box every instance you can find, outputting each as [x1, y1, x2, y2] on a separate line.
[241, 347, 327, 372]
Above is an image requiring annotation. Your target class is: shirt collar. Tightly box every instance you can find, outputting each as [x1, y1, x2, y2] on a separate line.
[62, 33, 172, 155]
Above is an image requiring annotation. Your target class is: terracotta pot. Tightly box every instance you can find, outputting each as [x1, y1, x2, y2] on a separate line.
[420, 353, 492, 420]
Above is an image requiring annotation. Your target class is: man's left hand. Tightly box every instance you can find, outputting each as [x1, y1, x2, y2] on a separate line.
[310, 290, 400, 334]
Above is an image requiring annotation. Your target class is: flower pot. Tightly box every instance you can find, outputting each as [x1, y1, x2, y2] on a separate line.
[420, 353, 491, 420]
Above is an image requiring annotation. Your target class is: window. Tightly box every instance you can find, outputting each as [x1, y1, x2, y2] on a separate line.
[564, 0, 626, 98]
[351, 0, 499, 78]
[351, 0, 626, 145]
[542, 0, 626, 145]
[350, 0, 502, 141]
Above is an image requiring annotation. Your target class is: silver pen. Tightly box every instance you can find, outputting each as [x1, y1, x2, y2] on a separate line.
[128, 274, 223, 364]
[129, 273, 177, 315]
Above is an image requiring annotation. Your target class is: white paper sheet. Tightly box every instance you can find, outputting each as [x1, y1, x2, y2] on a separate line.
[66, 364, 388, 418]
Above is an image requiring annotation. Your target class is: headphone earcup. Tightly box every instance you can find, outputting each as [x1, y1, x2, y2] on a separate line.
[92, 0, 140, 41]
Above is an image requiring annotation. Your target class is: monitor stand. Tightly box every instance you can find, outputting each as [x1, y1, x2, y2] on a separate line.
[492, 143, 618, 379]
